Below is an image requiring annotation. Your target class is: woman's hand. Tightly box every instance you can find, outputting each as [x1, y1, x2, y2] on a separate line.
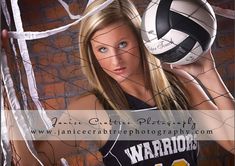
[172, 49, 217, 78]
[1, 29, 11, 57]
[163, 47, 234, 110]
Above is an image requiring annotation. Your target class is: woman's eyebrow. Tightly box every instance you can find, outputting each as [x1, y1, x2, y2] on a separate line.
[113, 37, 129, 45]
[94, 45, 105, 49]
[91, 39, 108, 47]
[91, 37, 129, 49]
[92, 42, 109, 49]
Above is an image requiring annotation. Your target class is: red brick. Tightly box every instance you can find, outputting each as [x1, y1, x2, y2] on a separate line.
[61, 150, 103, 165]
[35, 71, 43, 84]
[213, 48, 234, 63]
[43, 97, 65, 110]
[198, 159, 223, 166]
[216, 65, 227, 77]
[200, 142, 220, 157]
[42, 21, 64, 30]
[23, 11, 43, 24]
[28, 57, 37, 68]
[225, 80, 235, 94]
[227, 63, 235, 77]
[75, 79, 90, 92]
[217, 20, 234, 32]
[24, 24, 44, 31]
[217, 34, 234, 47]
[19, 0, 40, 10]
[65, 82, 79, 96]
[40, 68, 58, 84]
[39, 56, 51, 67]
[54, 35, 73, 48]
[84, 151, 103, 165]
[21, 12, 32, 25]
[65, 156, 84, 166]
[59, 65, 83, 80]
[45, 6, 68, 20]
[68, 2, 80, 15]
[38, 0, 55, 5]
[53, 52, 68, 64]
[69, 1, 87, 14]
[225, 155, 235, 166]
[68, 23, 80, 33]
[69, 51, 81, 64]
[214, 3, 235, 10]
[32, 41, 50, 54]
[25, 21, 63, 31]
[43, 82, 65, 97]
[65, 79, 90, 96]
[39, 53, 67, 66]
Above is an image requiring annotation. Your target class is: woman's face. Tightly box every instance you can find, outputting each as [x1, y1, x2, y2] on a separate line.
[90, 22, 142, 83]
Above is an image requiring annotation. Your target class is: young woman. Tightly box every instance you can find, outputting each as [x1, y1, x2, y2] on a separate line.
[72, 0, 234, 165]
[1, 0, 234, 165]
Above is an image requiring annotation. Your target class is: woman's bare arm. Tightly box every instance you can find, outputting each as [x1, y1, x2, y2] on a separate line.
[167, 50, 235, 154]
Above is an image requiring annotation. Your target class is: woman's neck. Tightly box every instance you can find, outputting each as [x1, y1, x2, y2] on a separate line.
[120, 72, 145, 93]
[119, 73, 155, 106]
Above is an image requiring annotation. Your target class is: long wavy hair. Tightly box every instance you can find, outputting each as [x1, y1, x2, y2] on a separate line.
[79, 0, 189, 115]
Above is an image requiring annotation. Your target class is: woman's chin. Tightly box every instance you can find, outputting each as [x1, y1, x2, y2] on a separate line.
[112, 74, 129, 83]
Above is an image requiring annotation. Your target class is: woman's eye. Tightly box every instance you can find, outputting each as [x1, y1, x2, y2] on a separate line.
[98, 47, 107, 53]
[119, 41, 127, 49]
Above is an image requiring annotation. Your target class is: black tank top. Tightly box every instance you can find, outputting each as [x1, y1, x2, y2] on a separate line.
[97, 93, 198, 166]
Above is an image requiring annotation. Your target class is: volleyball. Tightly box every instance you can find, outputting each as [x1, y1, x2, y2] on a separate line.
[141, 0, 217, 65]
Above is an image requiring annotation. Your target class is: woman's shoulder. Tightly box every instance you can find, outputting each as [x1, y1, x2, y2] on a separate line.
[68, 92, 104, 110]
[66, 92, 111, 146]
[169, 69, 217, 109]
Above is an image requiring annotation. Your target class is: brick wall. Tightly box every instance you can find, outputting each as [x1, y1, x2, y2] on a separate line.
[17, 0, 88, 110]
[2, 0, 234, 165]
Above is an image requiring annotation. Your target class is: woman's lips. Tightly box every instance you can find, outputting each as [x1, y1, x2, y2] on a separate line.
[113, 67, 126, 74]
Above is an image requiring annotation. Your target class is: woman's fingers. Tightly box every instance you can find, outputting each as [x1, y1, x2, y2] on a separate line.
[1, 29, 11, 53]
[1, 29, 8, 37]
[161, 63, 172, 71]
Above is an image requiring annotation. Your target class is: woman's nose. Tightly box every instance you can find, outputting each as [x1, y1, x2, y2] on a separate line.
[110, 48, 123, 65]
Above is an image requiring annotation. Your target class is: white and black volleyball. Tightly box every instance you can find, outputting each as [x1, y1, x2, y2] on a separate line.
[141, 0, 217, 65]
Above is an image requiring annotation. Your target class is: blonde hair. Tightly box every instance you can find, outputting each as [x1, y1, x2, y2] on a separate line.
[79, 0, 189, 113]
